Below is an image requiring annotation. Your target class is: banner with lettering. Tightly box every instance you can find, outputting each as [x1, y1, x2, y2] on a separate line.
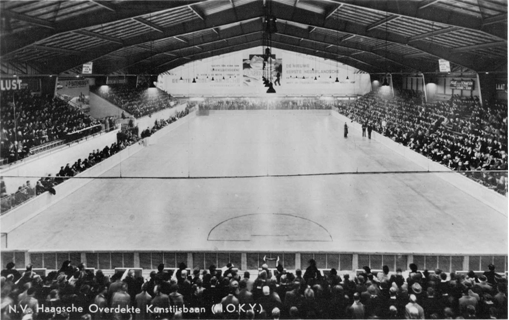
[56, 79, 90, 112]
[82, 62, 93, 74]
[157, 47, 371, 96]
[243, 54, 282, 87]
[450, 79, 474, 90]
[496, 83, 507, 91]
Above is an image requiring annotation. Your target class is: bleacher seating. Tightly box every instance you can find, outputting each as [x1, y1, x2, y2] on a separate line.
[91, 84, 177, 118]
[0, 106, 191, 215]
[0, 89, 102, 164]
[338, 90, 508, 195]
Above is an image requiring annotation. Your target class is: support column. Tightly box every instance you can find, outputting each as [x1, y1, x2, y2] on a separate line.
[25, 252, 31, 266]
[389, 73, 395, 97]
[133, 253, 140, 268]
[421, 73, 428, 103]
[295, 253, 301, 270]
[81, 253, 87, 265]
[476, 73, 483, 107]
[407, 254, 414, 271]
[352, 254, 359, 270]
[187, 253, 193, 270]
[463, 256, 470, 271]
[241, 253, 247, 271]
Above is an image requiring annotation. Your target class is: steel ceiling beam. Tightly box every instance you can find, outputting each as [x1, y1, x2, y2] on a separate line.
[450, 41, 507, 52]
[483, 13, 507, 26]
[74, 30, 123, 45]
[133, 17, 164, 33]
[273, 32, 417, 72]
[37, 2, 265, 74]
[188, 5, 205, 21]
[325, 4, 343, 20]
[327, 0, 506, 40]
[89, 1, 116, 12]
[33, 45, 81, 55]
[366, 15, 400, 32]
[271, 2, 488, 72]
[1, 1, 205, 55]
[408, 26, 461, 43]
[2, 9, 55, 29]
[418, 0, 441, 10]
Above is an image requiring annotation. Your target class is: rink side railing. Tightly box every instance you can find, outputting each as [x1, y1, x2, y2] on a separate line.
[1, 250, 507, 277]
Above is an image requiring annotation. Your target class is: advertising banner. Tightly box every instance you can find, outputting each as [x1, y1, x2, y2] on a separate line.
[56, 79, 90, 112]
[243, 54, 282, 87]
[158, 47, 371, 96]
[0, 78, 40, 91]
[450, 79, 474, 90]
[495, 83, 507, 91]
[438, 59, 450, 72]
[82, 62, 93, 74]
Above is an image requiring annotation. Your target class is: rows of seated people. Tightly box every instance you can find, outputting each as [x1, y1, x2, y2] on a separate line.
[92, 85, 177, 118]
[0, 90, 102, 164]
[194, 99, 333, 110]
[0, 107, 191, 214]
[1, 259, 506, 319]
[337, 91, 508, 195]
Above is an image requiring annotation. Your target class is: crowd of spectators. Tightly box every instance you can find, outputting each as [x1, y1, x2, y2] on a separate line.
[193, 98, 333, 111]
[337, 91, 508, 195]
[0, 259, 506, 320]
[0, 106, 192, 214]
[92, 85, 177, 118]
[0, 90, 102, 163]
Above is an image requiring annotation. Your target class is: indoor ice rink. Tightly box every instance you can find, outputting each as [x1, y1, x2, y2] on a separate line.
[1, 0, 507, 319]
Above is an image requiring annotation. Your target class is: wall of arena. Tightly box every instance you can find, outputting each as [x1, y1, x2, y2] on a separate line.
[0, 111, 197, 235]
[0, 129, 119, 194]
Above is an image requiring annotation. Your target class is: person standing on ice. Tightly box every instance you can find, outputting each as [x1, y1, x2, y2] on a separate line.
[344, 123, 349, 138]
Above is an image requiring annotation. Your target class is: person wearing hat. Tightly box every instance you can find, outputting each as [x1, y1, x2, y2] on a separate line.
[303, 259, 321, 284]
[411, 282, 423, 301]
[284, 281, 303, 317]
[169, 283, 184, 311]
[475, 275, 494, 294]
[111, 282, 131, 320]
[483, 264, 502, 286]
[219, 281, 240, 319]
[238, 279, 254, 310]
[243, 271, 254, 292]
[256, 286, 280, 316]
[222, 262, 235, 279]
[493, 282, 507, 319]
[271, 307, 281, 320]
[152, 285, 171, 319]
[1, 262, 21, 282]
[459, 288, 479, 318]
[421, 287, 442, 319]
[405, 294, 424, 319]
[347, 292, 365, 319]
[134, 282, 151, 320]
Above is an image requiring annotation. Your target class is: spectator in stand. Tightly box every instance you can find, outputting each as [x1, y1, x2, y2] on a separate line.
[0, 89, 101, 163]
[92, 84, 177, 118]
[1, 260, 507, 320]
[337, 90, 508, 195]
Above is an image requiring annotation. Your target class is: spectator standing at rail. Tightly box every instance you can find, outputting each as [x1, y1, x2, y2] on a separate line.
[368, 123, 373, 139]
[362, 121, 367, 137]
[344, 123, 348, 138]
[484, 264, 503, 286]
[275, 72, 281, 86]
